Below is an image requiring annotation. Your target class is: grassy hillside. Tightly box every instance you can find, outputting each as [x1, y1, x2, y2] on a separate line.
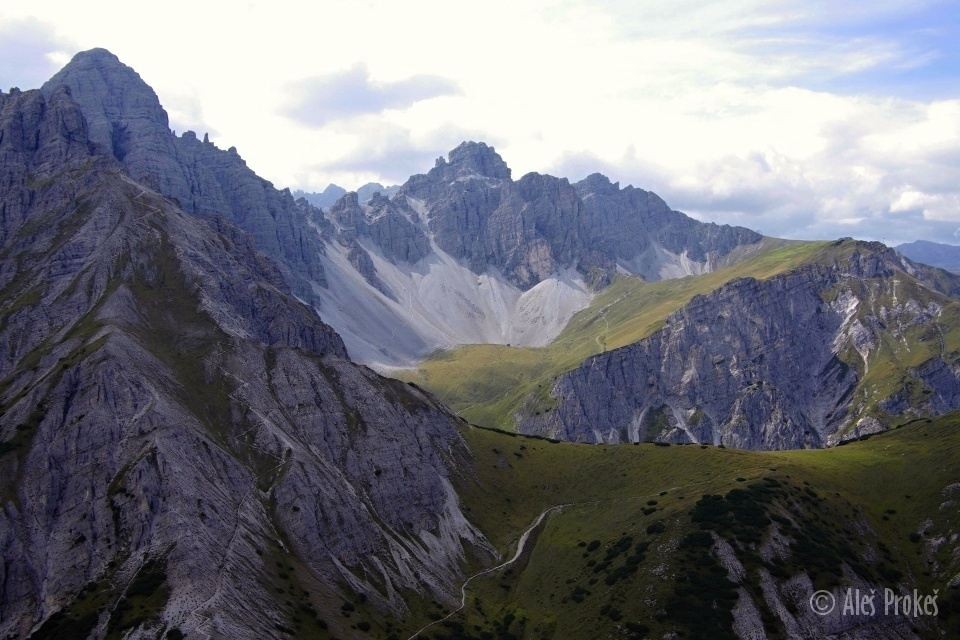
[397, 240, 829, 429]
[417, 414, 960, 639]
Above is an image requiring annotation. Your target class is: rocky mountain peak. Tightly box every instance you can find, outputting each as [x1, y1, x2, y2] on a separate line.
[329, 191, 363, 231]
[61, 46, 125, 67]
[433, 140, 511, 180]
[47, 48, 131, 84]
[575, 172, 621, 195]
[41, 48, 170, 154]
[38, 49, 330, 292]
[367, 190, 391, 207]
[331, 190, 361, 213]
[0, 75, 491, 636]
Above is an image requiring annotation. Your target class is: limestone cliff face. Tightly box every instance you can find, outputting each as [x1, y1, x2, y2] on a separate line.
[329, 192, 430, 265]
[0, 85, 95, 246]
[392, 142, 762, 290]
[573, 172, 761, 280]
[41, 48, 328, 293]
[297, 140, 767, 366]
[518, 243, 960, 448]
[0, 84, 487, 639]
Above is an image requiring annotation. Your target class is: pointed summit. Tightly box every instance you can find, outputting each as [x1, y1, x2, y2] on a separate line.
[575, 172, 620, 196]
[55, 47, 126, 70]
[38, 48, 329, 289]
[41, 48, 171, 156]
[435, 141, 511, 180]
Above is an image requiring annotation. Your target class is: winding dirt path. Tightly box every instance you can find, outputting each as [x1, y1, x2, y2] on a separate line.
[405, 478, 727, 640]
[406, 504, 569, 639]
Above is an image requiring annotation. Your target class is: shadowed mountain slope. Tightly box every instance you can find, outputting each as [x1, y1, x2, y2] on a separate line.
[0, 81, 488, 640]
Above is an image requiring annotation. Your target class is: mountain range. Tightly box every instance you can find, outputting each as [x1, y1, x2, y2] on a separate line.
[1, 48, 959, 640]
[310, 142, 770, 367]
[294, 183, 400, 210]
[897, 239, 960, 274]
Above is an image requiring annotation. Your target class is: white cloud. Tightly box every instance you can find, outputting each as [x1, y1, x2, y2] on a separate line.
[1, 0, 957, 243]
[891, 189, 960, 222]
[284, 64, 459, 127]
[0, 17, 73, 90]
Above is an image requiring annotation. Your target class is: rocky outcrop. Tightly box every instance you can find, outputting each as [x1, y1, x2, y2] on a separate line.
[399, 142, 592, 288]
[0, 82, 488, 639]
[0, 86, 95, 245]
[881, 357, 960, 417]
[364, 193, 431, 263]
[329, 192, 430, 265]
[677, 480, 933, 640]
[518, 242, 960, 448]
[329, 193, 430, 263]
[346, 240, 396, 300]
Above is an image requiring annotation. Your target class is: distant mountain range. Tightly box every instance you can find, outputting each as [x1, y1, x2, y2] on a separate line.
[896, 239, 960, 273]
[293, 182, 400, 210]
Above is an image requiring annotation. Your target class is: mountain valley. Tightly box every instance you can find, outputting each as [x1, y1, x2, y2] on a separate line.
[0, 47, 958, 640]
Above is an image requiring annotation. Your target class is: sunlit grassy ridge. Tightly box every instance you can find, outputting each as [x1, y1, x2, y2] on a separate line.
[398, 240, 829, 429]
[436, 414, 960, 639]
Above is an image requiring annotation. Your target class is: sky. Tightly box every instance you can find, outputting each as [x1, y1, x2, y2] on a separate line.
[1, 1, 959, 245]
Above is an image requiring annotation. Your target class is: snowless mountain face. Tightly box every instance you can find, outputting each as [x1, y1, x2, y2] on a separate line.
[518, 240, 960, 448]
[9, 47, 960, 640]
[309, 143, 765, 367]
[36, 48, 764, 370]
[0, 73, 490, 638]
[313, 189, 594, 367]
[317, 236, 594, 367]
